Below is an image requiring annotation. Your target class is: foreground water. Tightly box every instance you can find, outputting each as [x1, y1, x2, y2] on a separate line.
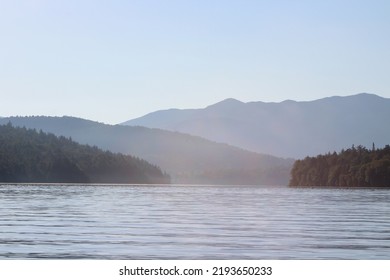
[0, 184, 389, 259]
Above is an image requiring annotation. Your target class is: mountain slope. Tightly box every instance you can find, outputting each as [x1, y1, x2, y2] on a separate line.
[0, 116, 293, 185]
[0, 123, 169, 184]
[122, 93, 390, 158]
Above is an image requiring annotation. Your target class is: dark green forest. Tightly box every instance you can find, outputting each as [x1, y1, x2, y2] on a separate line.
[0, 123, 170, 184]
[289, 144, 390, 187]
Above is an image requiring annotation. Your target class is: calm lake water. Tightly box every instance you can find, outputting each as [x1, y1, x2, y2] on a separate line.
[0, 184, 389, 259]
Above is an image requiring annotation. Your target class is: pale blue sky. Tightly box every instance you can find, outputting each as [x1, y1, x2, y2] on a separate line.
[1, 0, 389, 124]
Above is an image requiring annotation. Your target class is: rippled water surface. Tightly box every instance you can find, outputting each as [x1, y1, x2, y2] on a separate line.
[0, 184, 389, 259]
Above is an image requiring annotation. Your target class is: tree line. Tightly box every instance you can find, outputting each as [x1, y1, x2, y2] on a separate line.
[289, 144, 390, 187]
[0, 123, 170, 184]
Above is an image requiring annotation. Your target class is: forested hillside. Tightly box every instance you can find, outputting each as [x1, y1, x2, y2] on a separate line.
[0, 116, 293, 185]
[0, 124, 170, 184]
[289, 145, 390, 187]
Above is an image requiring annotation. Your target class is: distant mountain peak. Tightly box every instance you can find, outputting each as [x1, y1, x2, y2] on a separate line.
[280, 99, 297, 104]
[318, 92, 384, 101]
[351, 92, 387, 100]
[222, 97, 243, 103]
[354, 92, 381, 97]
[206, 98, 244, 109]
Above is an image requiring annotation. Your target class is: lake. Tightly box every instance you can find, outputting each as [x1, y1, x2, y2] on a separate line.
[0, 184, 389, 259]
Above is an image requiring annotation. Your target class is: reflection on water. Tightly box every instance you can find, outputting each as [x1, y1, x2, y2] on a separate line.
[0, 184, 389, 259]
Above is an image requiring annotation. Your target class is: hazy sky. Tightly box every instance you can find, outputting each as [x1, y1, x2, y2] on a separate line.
[1, 0, 389, 124]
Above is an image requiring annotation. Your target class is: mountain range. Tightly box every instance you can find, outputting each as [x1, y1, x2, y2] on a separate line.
[0, 116, 292, 185]
[122, 93, 390, 159]
[2, 93, 387, 185]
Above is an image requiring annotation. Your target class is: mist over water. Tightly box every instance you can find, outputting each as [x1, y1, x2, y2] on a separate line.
[1, 184, 389, 259]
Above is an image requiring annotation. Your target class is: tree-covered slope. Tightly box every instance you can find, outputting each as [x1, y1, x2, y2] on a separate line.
[0, 123, 170, 184]
[289, 145, 390, 187]
[0, 116, 293, 185]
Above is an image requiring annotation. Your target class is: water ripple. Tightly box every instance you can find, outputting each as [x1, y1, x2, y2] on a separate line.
[0, 184, 389, 259]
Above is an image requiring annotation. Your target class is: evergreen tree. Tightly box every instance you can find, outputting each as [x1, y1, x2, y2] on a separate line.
[289, 145, 390, 187]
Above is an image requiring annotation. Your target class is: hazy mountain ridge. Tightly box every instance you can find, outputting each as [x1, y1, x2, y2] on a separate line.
[0, 116, 292, 185]
[122, 93, 390, 158]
